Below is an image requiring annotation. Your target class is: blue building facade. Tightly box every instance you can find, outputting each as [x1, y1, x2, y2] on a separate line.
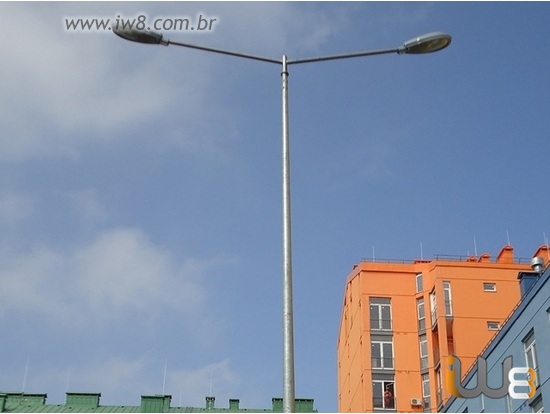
[443, 248, 550, 413]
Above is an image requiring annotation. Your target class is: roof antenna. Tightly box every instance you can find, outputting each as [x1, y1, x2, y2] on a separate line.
[474, 236, 478, 256]
[507, 230, 511, 246]
[372, 246, 375, 262]
[22, 356, 29, 393]
[162, 359, 167, 395]
[420, 242, 424, 260]
[65, 368, 71, 392]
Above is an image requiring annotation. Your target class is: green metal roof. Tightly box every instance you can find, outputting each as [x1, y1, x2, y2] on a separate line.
[0, 393, 316, 413]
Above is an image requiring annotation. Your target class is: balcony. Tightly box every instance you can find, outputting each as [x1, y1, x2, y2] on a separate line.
[430, 307, 437, 330]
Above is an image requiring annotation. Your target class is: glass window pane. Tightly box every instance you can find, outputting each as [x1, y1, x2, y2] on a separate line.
[381, 305, 391, 319]
[372, 382, 383, 408]
[383, 342, 393, 357]
[383, 343, 393, 368]
[418, 301, 425, 318]
[527, 349, 535, 369]
[370, 305, 379, 321]
[416, 274, 423, 292]
[421, 341, 428, 357]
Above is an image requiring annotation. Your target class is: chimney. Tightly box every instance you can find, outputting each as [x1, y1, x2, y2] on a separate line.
[517, 257, 545, 297]
[272, 398, 283, 412]
[66, 393, 100, 408]
[478, 253, 491, 262]
[229, 399, 240, 411]
[140, 395, 171, 413]
[496, 245, 514, 263]
[532, 257, 545, 273]
[206, 396, 215, 410]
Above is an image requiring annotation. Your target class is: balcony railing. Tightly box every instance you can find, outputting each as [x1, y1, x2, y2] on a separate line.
[360, 254, 533, 264]
[373, 396, 395, 409]
[423, 397, 430, 410]
[436, 387, 443, 407]
[431, 307, 437, 329]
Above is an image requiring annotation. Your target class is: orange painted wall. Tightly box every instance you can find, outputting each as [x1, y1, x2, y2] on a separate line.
[337, 246, 546, 413]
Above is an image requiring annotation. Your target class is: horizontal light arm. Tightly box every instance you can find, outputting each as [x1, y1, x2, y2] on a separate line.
[287, 47, 401, 65]
[167, 39, 282, 65]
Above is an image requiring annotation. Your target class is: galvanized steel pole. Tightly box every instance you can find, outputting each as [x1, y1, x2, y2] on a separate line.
[281, 55, 295, 414]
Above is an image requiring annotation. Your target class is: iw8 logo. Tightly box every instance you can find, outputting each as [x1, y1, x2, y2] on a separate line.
[446, 355, 536, 400]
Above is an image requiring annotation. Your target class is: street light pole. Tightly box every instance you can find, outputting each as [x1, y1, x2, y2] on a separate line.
[112, 28, 451, 413]
[280, 54, 295, 413]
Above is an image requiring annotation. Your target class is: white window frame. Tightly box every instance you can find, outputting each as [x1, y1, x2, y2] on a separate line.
[371, 340, 394, 369]
[443, 281, 453, 317]
[435, 368, 443, 407]
[422, 373, 430, 409]
[524, 330, 539, 387]
[419, 334, 428, 369]
[430, 291, 437, 327]
[506, 395, 514, 413]
[416, 273, 423, 293]
[370, 298, 392, 331]
[372, 380, 395, 409]
[483, 282, 497, 292]
[487, 321, 500, 331]
[417, 298, 426, 331]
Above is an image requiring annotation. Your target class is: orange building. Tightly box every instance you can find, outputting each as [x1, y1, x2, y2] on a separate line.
[337, 245, 550, 413]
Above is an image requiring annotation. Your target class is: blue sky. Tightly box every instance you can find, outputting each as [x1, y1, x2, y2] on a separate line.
[0, 2, 549, 412]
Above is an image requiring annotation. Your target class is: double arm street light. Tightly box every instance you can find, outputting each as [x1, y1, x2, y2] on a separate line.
[113, 26, 451, 413]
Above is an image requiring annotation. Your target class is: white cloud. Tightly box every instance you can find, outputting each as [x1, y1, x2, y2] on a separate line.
[0, 3, 355, 163]
[0, 4, 184, 161]
[0, 227, 226, 328]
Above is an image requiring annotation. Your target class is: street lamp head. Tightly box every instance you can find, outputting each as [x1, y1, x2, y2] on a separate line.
[401, 32, 452, 54]
[112, 26, 168, 45]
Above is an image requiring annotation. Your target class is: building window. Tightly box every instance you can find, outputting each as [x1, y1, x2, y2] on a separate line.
[430, 291, 437, 328]
[487, 321, 500, 331]
[530, 395, 543, 413]
[417, 298, 426, 331]
[370, 298, 392, 331]
[372, 380, 395, 409]
[443, 281, 453, 317]
[435, 368, 442, 407]
[523, 330, 540, 387]
[416, 273, 423, 293]
[419, 334, 428, 370]
[506, 395, 514, 413]
[483, 282, 497, 292]
[421, 373, 430, 410]
[371, 340, 394, 369]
